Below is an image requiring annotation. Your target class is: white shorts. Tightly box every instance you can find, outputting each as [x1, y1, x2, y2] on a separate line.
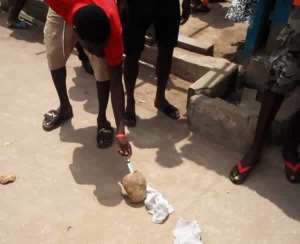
[44, 8, 109, 81]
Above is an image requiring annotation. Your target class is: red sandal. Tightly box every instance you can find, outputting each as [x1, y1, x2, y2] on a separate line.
[284, 161, 300, 183]
[229, 161, 256, 185]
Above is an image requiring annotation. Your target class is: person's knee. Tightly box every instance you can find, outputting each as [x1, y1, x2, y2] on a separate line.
[157, 45, 174, 60]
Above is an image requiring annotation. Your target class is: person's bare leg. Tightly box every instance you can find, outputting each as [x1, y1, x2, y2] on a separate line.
[123, 52, 141, 126]
[154, 46, 180, 120]
[241, 92, 284, 166]
[230, 91, 284, 184]
[282, 110, 300, 183]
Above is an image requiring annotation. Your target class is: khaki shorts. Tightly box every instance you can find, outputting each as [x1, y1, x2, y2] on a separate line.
[44, 8, 109, 81]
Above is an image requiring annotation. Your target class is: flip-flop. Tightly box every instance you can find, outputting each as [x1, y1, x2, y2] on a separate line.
[124, 111, 137, 127]
[229, 161, 257, 185]
[8, 20, 29, 29]
[157, 104, 180, 120]
[97, 122, 114, 148]
[42, 108, 73, 132]
[284, 161, 300, 183]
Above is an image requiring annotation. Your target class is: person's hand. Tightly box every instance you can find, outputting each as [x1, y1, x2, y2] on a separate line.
[181, 0, 191, 25]
[116, 133, 132, 157]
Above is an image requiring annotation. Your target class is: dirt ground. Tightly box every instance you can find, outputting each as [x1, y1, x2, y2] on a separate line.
[0, 7, 299, 244]
[180, 1, 248, 59]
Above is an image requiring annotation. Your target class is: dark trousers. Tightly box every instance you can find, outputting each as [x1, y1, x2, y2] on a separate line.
[7, 0, 27, 23]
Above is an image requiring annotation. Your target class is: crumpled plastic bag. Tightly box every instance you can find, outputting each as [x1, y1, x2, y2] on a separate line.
[173, 218, 203, 244]
[144, 186, 174, 224]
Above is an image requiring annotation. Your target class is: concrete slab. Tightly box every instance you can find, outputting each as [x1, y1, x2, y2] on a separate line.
[177, 34, 214, 55]
[179, 1, 248, 59]
[188, 94, 257, 152]
[141, 45, 238, 83]
[145, 34, 214, 56]
[0, 13, 300, 244]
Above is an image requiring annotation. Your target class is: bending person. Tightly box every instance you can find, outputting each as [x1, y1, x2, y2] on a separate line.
[43, 0, 131, 156]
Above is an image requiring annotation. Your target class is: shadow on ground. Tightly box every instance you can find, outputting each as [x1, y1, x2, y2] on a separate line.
[0, 11, 44, 43]
[4, 8, 298, 222]
[59, 122, 127, 207]
[64, 59, 300, 222]
[180, 134, 300, 222]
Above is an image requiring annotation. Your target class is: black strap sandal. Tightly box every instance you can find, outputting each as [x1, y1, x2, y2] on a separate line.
[97, 122, 114, 148]
[124, 111, 137, 127]
[157, 104, 180, 120]
[284, 161, 300, 183]
[229, 161, 256, 185]
[42, 108, 73, 132]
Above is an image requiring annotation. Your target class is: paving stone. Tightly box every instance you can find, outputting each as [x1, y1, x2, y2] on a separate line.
[177, 34, 214, 55]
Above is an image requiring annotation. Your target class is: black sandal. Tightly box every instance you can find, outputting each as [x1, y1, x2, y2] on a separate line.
[42, 108, 73, 131]
[124, 111, 137, 127]
[157, 104, 180, 120]
[284, 161, 300, 183]
[229, 161, 256, 185]
[97, 122, 114, 148]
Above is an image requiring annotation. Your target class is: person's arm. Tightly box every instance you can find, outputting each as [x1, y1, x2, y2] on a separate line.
[108, 64, 132, 157]
[181, 0, 191, 25]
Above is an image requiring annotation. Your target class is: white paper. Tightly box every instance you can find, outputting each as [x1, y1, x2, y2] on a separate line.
[144, 186, 174, 224]
[173, 218, 203, 244]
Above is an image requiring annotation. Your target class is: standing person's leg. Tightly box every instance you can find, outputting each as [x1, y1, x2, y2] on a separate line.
[123, 3, 153, 127]
[283, 110, 300, 183]
[7, 0, 29, 28]
[229, 91, 284, 184]
[155, 46, 179, 118]
[75, 42, 93, 75]
[123, 51, 142, 127]
[43, 9, 75, 131]
[154, 0, 181, 120]
[279, 6, 300, 183]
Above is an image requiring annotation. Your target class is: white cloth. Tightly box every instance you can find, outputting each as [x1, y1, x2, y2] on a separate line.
[173, 218, 203, 244]
[144, 186, 174, 224]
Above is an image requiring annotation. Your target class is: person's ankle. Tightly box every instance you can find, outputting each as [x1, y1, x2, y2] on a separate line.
[282, 148, 299, 163]
[60, 104, 73, 114]
[154, 96, 169, 107]
[241, 150, 261, 167]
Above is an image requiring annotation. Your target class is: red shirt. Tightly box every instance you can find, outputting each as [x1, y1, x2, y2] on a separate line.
[45, 0, 123, 66]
